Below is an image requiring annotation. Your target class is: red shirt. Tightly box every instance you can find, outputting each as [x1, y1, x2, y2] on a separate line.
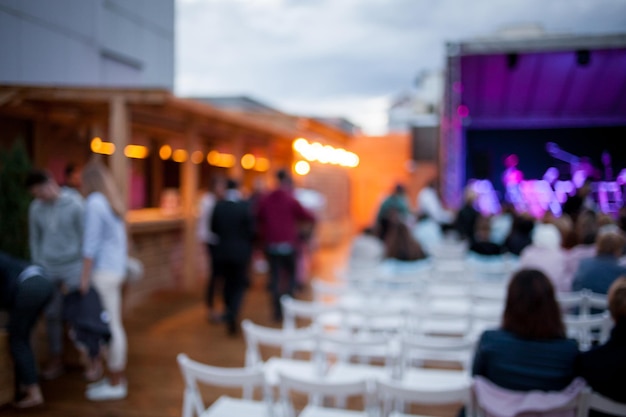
[256, 187, 316, 247]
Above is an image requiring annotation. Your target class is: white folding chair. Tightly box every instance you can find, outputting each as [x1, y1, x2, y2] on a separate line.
[242, 319, 318, 366]
[315, 331, 395, 373]
[278, 371, 371, 417]
[281, 295, 341, 331]
[177, 353, 272, 417]
[338, 304, 408, 337]
[312, 279, 349, 305]
[577, 387, 626, 417]
[376, 377, 471, 417]
[395, 333, 476, 373]
[564, 312, 613, 351]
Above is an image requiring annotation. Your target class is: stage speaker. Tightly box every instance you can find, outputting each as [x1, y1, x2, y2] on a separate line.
[506, 53, 518, 70]
[576, 50, 591, 66]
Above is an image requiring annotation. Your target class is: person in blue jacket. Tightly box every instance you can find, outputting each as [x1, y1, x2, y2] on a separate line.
[0, 251, 53, 408]
[472, 268, 579, 392]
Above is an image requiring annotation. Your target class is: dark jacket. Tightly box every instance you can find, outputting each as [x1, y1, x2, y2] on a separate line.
[576, 321, 626, 404]
[211, 198, 255, 263]
[0, 251, 31, 310]
[472, 329, 579, 392]
[572, 255, 626, 294]
[63, 288, 111, 359]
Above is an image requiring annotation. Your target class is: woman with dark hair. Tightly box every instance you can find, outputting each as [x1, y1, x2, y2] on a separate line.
[472, 269, 579, 391]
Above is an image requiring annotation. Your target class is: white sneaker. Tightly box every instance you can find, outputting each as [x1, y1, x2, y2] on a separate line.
[86, 380, 127, 401]
[87, 377, 108, 390]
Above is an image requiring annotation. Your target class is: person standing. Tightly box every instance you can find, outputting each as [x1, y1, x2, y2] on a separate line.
[0, 251, 53, 408]
[25, 169, 84, 379]
[79, 160, 128, 401]
[197, 176, 226, 323]
[210, 179, 255, 335]
[256, 169, 315, 321]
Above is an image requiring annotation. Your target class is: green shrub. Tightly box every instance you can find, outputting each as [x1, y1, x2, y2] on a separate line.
[0, 139, 32, 259]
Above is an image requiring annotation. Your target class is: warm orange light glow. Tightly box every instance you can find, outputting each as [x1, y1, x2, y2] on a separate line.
[191, 151, 204, 164]
[220, 154, 235, 168]
[254, 157, 270, 172]
[172, 149, 188, 163]
[241, 154, 256, 170]
[291, 138, 359, 168]
[294, 160, 310, 176]
[207, 150, 220, 165]
[292, 138, 308, 153]
[159, 145, 172, 160]
[124, 145, 149, 159]
[207, 150, 235, 167]
[90, 137, 102, 153]
[91, 137, 115, 155]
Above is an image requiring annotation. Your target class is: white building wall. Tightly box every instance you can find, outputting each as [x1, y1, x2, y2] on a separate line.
[0, 0, 174, 89]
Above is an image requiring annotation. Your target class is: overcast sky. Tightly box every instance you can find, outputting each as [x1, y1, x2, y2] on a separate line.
[175, 0, 626, 134]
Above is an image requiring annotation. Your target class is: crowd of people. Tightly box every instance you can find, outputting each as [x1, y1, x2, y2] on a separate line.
[3, 164, 626, 411]
[197, 168, 317, 334]
[357, 180, 626, 297]
[351, 179, 626, 412]
[1, 159, 129, 407]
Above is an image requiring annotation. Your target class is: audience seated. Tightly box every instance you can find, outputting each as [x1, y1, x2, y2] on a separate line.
[563, 210, 598, 290]
[489, 202, 514, 246]
[572, 230, 626, 295]
[453, 186, 479, 244]
[412, 213, 444, 256]
[576, 277, 626, 412]
[384, 215, 425, 261]
[470, 216, 505, 256]
[472, 269, 579, 392]
[503, 214, 534, 256]
[518, 223, 569, 292]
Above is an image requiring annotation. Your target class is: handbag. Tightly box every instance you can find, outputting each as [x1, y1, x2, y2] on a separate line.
[125, 256, 144, 283]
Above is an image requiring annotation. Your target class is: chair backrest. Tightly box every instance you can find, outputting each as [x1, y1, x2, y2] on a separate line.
[577, 388, 626, 417]
[278, 371, 370, 417]
[280, 295, 338, 331]
[396, 333, 476, 373]
[473, 376, 587, 417]
[315, 331, 394, 371]
[177, 353, 267, 417]
[311, 278, 349, 304]
[377, 378, 471, 417]
[338, 304, 408, 337]
[564, 312, 613, 351]
[241, 319, 317, 366]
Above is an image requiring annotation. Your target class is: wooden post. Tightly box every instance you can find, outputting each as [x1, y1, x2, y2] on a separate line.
[109, 96, 130, 210]
[229, 133, 244, 180]
[181, 124, 200, 290]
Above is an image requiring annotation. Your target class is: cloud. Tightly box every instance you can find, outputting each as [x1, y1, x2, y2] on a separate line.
[175, 0, 626, 134]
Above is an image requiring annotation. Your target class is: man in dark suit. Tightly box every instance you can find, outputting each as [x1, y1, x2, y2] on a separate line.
[210, 179, 255, 335]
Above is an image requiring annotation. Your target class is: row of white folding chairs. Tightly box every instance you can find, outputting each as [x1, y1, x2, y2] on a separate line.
[178, 353, 626, 417]
[338, 256, 516, 292]
[178, 351, 472, 417]
[242, 318, 477, 376]
[299, 284, 611, 353]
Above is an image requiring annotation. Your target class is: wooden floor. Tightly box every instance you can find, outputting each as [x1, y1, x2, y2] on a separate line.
[0, 241, 461, 417]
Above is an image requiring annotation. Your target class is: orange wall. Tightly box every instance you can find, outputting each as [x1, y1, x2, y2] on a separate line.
[348, 132, 438, 232]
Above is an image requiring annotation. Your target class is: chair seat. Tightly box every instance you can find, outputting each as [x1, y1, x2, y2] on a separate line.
[299, 405, 370, 417]
[201, 396, 273, 417]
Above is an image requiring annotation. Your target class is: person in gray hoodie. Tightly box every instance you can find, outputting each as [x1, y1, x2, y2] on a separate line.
[25, 169, 84, 379]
